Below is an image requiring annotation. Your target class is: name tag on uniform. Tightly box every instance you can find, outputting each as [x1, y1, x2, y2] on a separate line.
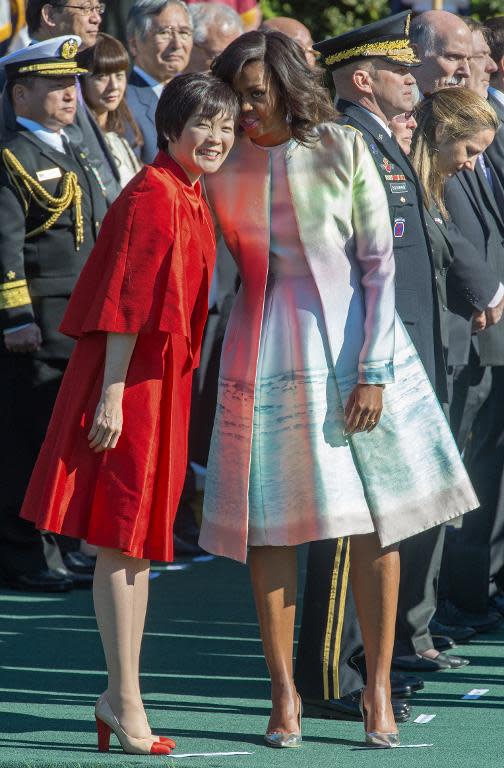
[390, 182, 407, 194]
[36, 167, 62, 182]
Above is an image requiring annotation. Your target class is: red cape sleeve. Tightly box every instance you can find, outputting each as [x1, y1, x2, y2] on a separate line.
[61, 166, 179, 338]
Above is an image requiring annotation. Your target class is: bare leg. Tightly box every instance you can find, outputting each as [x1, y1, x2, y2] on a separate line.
[350, 533, 399, 734]
[93, 547, 151, 738]
[249, 546, 300, 734]
[131, 562, 151, 733]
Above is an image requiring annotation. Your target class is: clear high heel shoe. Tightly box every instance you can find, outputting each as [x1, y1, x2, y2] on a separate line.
[359, 689, 400, 748]
[95, 694, 173, 755]
[264, 693, 303, 749]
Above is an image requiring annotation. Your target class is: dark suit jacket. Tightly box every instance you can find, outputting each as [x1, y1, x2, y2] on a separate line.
[0, 125, 107, 359]
[336, 100, 446, 399]
[126, 69, 159, 165]
[487, 92, 504, 192]
[424, 204, 453, 358]
[444, 160, 504, 367]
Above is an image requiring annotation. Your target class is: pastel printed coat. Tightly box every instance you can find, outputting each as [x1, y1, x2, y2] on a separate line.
[199, 124, 478, 563]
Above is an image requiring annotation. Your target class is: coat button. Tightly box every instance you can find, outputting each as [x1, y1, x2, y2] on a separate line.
[400, 196, 406, 203]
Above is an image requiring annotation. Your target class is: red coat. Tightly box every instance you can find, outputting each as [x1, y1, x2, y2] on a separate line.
[21, 152, 216, 562]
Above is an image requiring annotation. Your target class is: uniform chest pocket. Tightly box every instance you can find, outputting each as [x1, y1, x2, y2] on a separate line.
[390, 196, 424, 247]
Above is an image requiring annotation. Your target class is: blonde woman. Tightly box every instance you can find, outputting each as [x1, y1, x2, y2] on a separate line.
[410, 88, 499, 345]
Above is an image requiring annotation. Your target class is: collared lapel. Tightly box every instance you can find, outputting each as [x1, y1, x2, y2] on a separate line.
[14, 126, 81, 175]
[474, 160, 504, 235]
[128, 71, 158, 127]
[337, 99, 415, 182]
[489, 92, 504, 123]
[425, 205, 452, 268]
[458, 170, 492, 240]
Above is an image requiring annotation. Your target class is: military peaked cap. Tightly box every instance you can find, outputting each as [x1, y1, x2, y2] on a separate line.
[313, 11, 420, 71]
[0, 35, 87, 81]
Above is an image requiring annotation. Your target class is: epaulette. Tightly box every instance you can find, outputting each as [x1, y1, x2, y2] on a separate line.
[1, 148, 84, 249]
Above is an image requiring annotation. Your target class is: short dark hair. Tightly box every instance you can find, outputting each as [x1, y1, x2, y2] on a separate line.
[486, 17, 504, 73]
[155, 72, 240, 153]
[26, 0, 61, 36]
[211, 30, 336, 146]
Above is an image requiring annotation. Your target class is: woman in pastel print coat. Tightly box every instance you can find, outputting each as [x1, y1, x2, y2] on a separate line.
[200, 31, 478, 749]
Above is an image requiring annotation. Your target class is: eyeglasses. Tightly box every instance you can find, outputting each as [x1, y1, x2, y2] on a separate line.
[153, 25, 193, 42]
[56, 3, 106, 15]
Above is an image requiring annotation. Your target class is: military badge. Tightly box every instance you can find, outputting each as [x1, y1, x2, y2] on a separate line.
[381, 157, 392, 173]
[393, 218, 405, 238]
[60, 38, 79, 60]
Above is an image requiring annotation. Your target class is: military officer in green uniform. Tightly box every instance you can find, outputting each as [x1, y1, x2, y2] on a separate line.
[0, 35, 107, 591]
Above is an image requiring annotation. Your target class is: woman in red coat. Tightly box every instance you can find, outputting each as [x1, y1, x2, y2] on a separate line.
[20, 73, 239, 756]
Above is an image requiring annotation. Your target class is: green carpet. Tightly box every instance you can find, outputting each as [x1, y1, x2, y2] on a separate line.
[0, 553, 503, 768]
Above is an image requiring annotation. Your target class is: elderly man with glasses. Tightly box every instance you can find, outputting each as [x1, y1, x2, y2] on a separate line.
[127, 0, 193, 163]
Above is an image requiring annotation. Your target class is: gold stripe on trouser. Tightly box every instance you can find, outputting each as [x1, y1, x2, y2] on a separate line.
[332, 538, 351, 699]
[322, 537, 351, 700]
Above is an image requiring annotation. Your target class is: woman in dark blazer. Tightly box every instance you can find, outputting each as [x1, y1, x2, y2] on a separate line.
[410, 89, 499, 360]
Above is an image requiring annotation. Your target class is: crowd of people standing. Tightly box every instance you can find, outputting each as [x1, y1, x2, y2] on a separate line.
[0, 0, 503, 756]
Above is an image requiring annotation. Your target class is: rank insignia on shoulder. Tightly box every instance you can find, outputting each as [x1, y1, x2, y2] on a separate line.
[6, 270, 16, 280]
[394, 217, 405, 238]
[434, 217, 443, 225]
[384, 173, 406, 181]
[381, 157, 392, 173]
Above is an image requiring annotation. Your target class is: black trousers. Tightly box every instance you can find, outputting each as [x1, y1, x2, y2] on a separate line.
[438, 359, 496, 612]
[394, 525, 446, 655]
[294, 538, 363, 700]
[448, 366, 504, 606]
[0, 355, 67, 577]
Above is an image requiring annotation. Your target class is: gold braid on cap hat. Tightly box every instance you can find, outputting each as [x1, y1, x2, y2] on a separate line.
[325, 38, 418, 67]
[2, 148, 84, 249]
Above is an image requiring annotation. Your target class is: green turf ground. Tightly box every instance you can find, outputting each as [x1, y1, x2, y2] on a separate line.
[0, 553, 503, 768]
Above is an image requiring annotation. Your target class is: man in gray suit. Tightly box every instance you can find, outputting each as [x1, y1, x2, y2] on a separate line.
[23, 0, 121, 203]
[126, 0, 193, 163]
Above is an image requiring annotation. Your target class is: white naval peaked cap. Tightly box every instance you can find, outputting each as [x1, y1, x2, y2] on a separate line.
[0, 35, 88, 80]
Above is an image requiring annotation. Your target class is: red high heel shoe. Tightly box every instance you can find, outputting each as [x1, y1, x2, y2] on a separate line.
[95, 695, 173, 755]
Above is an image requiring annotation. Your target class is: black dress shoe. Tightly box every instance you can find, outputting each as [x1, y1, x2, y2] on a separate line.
[433, 652, 470, 669]
[393, 652, 469, 671]
[432, 634, 455, 651]
[429, 618, 476, 643]
[489, 593, 504, 617]
[390, 679, 412, 698]
[5, 568, 73, 593]
[390, 671, 424, 693]
[63, 551, 95, 575]
[302, 691, 411, 722]
[435, 599, 502, 632]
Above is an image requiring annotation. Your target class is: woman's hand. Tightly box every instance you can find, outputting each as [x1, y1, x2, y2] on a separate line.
[344, 383, 384, 436]
[88, 383, 124, 453]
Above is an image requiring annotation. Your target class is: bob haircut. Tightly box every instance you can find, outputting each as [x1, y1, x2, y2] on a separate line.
[77, 33, 144, 149]
[211, 30, 336, 146]
[156, 72, 240, 152]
